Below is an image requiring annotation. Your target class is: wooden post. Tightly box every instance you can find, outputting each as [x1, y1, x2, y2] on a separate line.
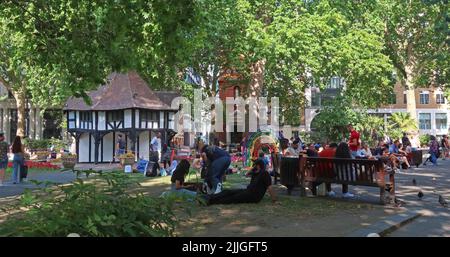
[128, 130, 137, 161]
[93, 132, 102, 164]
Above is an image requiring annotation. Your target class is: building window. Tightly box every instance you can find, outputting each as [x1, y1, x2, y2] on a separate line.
[419, 91, 429, 104]
[435, 113, 447, 130]
[327, 76, 342, 89]
[436, 93, 445, 104]
[388, 92, 396, 104]
[403, 93, 407, 104]
[107, 110, 124, 123]
[140, 110, 159, 129]
[168, 112, 175, 129]
[234, 87, 240, 98]
[79, 111, 93, 130]
[79, 111, 93, 122]
[311, 90, 321, 106]
[419, 113, 431, 130]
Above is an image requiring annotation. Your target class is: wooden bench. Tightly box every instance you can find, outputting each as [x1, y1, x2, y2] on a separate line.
[299, 156, 395, 204]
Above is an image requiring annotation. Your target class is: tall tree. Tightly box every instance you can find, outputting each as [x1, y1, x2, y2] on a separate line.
[0, 0, 198, 137]
[240, 0, 394, 125]
[381, 0, 449, 122]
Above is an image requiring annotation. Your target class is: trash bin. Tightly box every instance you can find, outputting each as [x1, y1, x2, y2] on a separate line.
[411, 150, 423, 168]
[280, 156, 300, 195]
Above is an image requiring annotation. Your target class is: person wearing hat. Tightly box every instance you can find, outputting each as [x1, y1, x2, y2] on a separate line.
[201, 158, 277, 205]
[201, 144, 231, 195]
[0, 132, 8, 186]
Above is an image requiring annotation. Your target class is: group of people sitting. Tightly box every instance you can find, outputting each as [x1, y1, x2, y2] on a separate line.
[161, 126, 449, 206]
[162, 144, 278, 206]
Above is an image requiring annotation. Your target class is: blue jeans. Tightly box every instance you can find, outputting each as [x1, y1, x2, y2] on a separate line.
[351, 151, 358, 159]
[160, 184, 197, 199]
[207, 156, 231, 192]
[12, 154, 24, 183]
[430, 152, 438, 165]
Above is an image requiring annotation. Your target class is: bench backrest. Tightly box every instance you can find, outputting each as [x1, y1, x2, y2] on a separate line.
[300, 156, 386, 186]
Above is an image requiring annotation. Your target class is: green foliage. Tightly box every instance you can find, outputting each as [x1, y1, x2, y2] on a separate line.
[380, 0, 448, 122]
[0, 0, 199, 108]
[23, 139, 50, 150]
[420, 134, 431, 147]
[0, 171, 180, 237]
[386, 112, 418, 141]
[24, 138, 68, 151]
[310, 96, 384, 145]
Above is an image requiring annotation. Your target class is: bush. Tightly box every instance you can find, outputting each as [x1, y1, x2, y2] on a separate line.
[23, 138, 69, 151]
[24, 139, 50, 150]
[49, 137, 69, 151]
[0, 171, 181, 237]
[420, 134, 430, 147]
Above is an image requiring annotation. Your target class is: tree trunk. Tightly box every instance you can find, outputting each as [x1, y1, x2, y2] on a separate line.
[249, 59, 266, 97]
[12, 88, 27, 138]
[249, 59, 266, 131]
[404, 66, 420, 147]
[404, 67, 417, 121]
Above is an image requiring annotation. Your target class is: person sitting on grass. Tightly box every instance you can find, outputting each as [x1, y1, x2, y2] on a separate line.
[161, 159, 197, 198]
[200, 159, 277, 205]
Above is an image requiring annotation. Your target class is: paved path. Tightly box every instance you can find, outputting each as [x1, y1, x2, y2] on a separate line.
[343, 159, 450, 237]
[0, 163, 121, 198]
[385, 159, 450, 237]
[0, 159, 447, 236]
[0, 171, 80, 198]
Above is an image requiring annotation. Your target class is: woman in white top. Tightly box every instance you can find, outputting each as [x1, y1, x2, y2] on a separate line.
[358, 142, 373, 158]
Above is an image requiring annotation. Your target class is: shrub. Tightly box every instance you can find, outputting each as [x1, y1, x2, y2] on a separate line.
[49, 138, 70, 151]
[0, 171, 180, 237]
[24, 139, 51, 150]
[419, 134, 430, 147]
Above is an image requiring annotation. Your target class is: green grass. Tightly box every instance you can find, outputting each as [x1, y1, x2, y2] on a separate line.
[0, 168, 379, 237]
[2, 167, 59, 180]
[173, 173, 379, 236]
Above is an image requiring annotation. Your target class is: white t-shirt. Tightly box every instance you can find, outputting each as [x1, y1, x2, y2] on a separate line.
[286, 147, 301, 156]
[151, 137, 161, 152]
[359, 148, 372, 158]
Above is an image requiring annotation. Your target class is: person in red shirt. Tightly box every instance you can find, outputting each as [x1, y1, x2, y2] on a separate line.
[311, 143, 338, 197]
[347, 124, 360, 158]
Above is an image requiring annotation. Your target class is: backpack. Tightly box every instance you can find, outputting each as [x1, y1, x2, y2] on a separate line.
[145, 161, 159, 177]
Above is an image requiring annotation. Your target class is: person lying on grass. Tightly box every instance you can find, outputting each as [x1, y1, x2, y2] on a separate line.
[200, 158, 278, 206]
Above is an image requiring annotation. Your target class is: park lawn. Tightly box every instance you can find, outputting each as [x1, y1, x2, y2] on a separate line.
[3, 167, 60, 180]
[87, 172, 383, 237]
[0, 171, 385, 237]
[134, 172, 383, 237]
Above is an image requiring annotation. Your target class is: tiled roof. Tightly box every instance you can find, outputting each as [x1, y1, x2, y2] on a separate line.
[64, 71, 179, 111]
